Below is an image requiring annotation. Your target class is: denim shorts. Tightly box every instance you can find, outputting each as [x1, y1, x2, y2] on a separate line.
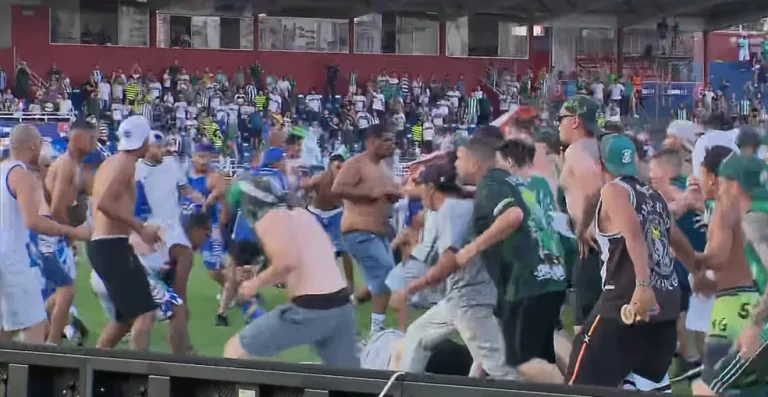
[344, 231, 395, 295]
[308, 206, 346, 255]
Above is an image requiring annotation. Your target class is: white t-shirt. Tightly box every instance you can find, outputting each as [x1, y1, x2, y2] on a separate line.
[592, 82, 605, 101]
[609, 84, 624, 100]
[269, 93, 282, 113]
[110, 103, 123, 120]
[276, 80, 291, 96]
[149, 82, 162, 100]
[446, 90, 461, 108]
[135, 158, 187, 223]
[353, 95, 366, 112]
[372, 93, 385, 111]
[422, 122, 435, 141]
[174, 102, 188, 120]
[59, 99, 73, 114]
[98, 81, 111, 101]
[306, 94, 322, 112]
[691, 129, 740, 178]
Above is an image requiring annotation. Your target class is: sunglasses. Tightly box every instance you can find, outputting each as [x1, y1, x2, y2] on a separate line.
[555, 114, 577, 124]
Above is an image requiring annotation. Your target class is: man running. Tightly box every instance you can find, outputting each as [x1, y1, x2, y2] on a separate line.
[454, 137, 565, 380]
[223, 174, 358, 368]
[692, 153, 768, 395]
[88, 115, 163, 351]
[404, 162, 534, 381]
[566, 134, 697, 387]
[1, 124, 89, 344]
[27, 119, 97, 345]
[333, 124, 399, 334]
[302, 153, 355, 292]
[557, 95, 605, 333]
[134, 132, 203, 353]
[184, 145, 227, 297]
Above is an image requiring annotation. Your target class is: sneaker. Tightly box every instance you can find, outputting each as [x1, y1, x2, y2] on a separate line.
[70, 316, 90, 343]
[215, 313, 229, 327]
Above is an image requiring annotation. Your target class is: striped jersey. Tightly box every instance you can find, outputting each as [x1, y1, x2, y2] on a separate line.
[255, 94, 267, 111]
[466, 96, 478, 116]
[125, 82, 140, 102]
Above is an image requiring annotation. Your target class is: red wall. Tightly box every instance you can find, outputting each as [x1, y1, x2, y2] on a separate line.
[0, 49, 12, 80]
[10, 6, 548, 91]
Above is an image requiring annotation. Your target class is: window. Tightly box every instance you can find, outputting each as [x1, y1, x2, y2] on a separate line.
[577, 28, 614, 55]
[157, 14, 253, 49]
[354, 13, 438, 55]
[396, 16, 439, 55]
[259, 16, 349, 52]
[51, 0, 148, 46]
[446, 16, 529, 58]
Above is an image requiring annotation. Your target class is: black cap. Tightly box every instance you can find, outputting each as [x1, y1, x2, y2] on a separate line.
[418, 163, 462, 192]
[736, 126, 761, 150]
[329, 153, 345, 163]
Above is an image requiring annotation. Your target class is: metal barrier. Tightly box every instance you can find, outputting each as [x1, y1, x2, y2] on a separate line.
[0, 343, 653, 397]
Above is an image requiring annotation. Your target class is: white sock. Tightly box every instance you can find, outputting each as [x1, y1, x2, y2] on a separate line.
[69, 306, 79, 318]
[63, 325, 76, 340]
[371, 313, 386, 333]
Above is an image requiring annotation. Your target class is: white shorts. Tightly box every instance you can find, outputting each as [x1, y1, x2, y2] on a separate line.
[158, 219, 191, 250]
[90, 270, 116, 320]
[0, 262, 47, 331]
[686, 273, 714, 333]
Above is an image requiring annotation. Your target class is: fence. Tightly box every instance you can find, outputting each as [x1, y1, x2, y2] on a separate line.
[0, 343, 658, 397]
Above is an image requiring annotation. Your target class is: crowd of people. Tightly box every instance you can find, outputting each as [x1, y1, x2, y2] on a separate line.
[3, 55, 768, 397]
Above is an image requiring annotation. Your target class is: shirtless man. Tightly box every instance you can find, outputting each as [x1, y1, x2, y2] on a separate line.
[333, 123, 399, 334]
[1, 124, 89, 344]
[557, 95, 605, 333]
[87, 116, 162, 351]
[223, 174, 358, 368]
[28, 120, 97, 345]
[692, 152, 767, 395]
[302, 153, 355, 292]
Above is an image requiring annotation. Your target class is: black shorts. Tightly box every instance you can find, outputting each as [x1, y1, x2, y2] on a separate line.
[87, 237, 157, 324]
[566, 313, 677, 387]
[571, 249, 603, 326]
[679, 287, 691, 313]
[228, 240, 262, 266]
[501, 290, 566, 366]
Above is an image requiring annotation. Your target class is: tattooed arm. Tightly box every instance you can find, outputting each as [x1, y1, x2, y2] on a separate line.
[741, 211, 768, 325]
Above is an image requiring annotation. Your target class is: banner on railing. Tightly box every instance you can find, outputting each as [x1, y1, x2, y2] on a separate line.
[0, 116, 70, 141]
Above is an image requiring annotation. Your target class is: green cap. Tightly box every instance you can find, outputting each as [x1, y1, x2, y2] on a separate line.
[718, 153, 768, 200]
[599, 134, 638, 177]
[562, 95, 602, 136]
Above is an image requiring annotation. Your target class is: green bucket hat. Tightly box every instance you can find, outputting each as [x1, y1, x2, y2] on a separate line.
[718, 153, 768, 200]
[599, 134, 638, 178]
[562, 95, 603, 136]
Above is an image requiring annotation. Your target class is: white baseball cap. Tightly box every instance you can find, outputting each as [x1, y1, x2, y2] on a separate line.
[666, 120, 701, 152]
[117, 116, 160, 151]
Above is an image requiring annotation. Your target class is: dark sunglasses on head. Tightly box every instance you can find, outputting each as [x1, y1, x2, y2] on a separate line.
[555, 114, 577, 123]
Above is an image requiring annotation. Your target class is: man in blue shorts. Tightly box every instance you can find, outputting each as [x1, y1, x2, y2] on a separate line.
[332, 124, 400, 334]
[302, 153, 355, 292]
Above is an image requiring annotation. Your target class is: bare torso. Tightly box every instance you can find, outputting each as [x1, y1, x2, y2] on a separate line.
[560, 138, 600, 222]
[257, 208, 347, 297]
[91, 155, 136, 238]
[340, 155, 396, 235]
[708, 204, 753, 291]
[311, 170, 343, 211]
[44, 153, 84, 222]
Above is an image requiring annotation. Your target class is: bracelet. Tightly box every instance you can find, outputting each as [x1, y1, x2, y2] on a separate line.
[636, 280, 651, 288]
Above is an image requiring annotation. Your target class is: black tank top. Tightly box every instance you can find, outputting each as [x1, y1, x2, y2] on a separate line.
[594, 176, 680, 322]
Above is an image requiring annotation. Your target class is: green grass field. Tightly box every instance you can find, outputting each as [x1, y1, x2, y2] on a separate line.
[72, 252, 391, 361]
[72, 252, 691, 394]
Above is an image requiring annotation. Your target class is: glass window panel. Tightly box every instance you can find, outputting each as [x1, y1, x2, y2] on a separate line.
[413, 18, 439, 55]
[79, 0, 118, 45]
[468, 15, 498, 57]
[0, 5, 10, 48]
[259, 16, 347, 52]
[156, 13, 171, 48]
[239, 17, 254, 50]
[118, 4, 149, 47]
[446, 17, 468, 56]
[50, 5, 81, 44]
[220, 17, 240, 49]
[354, 14, 382, 54]
[396, 17, 415, 54]
[499, 22, 528, 58]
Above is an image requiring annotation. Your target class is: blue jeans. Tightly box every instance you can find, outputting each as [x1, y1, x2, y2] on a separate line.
[344, 231, 395, 295]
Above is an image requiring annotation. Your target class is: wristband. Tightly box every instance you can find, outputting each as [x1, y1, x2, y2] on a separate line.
[636, 280, 651, 288]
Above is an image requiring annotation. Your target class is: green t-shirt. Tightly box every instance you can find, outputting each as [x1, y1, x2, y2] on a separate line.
[745, 200, 768, 295]
[473, 169, 558, 303]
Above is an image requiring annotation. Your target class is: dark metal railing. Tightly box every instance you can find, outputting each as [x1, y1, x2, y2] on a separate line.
[0, 343, 662, 397]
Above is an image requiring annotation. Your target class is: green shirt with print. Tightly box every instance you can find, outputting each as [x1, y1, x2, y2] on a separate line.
[473, 169, 560, 304]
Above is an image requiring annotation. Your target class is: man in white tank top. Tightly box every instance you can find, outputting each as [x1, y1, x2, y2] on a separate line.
[0, 124, 90, 344]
